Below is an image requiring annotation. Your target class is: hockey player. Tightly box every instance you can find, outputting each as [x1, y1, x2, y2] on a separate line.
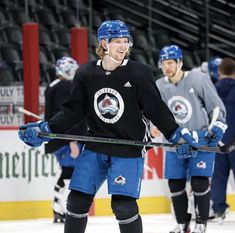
[211, 57, 235, 223]
[19, 20, 200, 233]
[208, 56, 223, 84]
[156, 45, 227, 233]
[44, 56, 85, 223]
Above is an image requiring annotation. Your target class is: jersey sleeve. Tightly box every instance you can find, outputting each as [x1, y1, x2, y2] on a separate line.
[136, 66, 179, 140]
[193, 72, 226, 122]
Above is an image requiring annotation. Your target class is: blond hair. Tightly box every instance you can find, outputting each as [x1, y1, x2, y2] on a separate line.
[95, 43, 106, 59]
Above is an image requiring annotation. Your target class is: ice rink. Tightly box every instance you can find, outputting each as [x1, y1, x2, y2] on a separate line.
[1, 212, 235, 233]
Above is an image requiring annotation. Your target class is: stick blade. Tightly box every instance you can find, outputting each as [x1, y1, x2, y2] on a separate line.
[220, 138, 235, 153]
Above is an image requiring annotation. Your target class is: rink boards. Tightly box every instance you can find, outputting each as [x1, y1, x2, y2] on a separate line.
[0, 130, 235, 220]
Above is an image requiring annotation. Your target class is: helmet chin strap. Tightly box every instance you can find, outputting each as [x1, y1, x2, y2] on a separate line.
[104, 44, 122, 64]
[105, 52, 122, 64]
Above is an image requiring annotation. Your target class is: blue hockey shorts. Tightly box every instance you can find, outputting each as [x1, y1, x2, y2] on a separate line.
[164, 150, 215, 179]
[69, 149, 144, 198]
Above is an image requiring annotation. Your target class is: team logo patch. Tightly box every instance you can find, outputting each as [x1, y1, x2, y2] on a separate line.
[94, 88, 124, 124]
[98, 95, 119, 115]
[168, 96, 192, 124]
[114, 175, 126, 185]
[196, 160, 207, 169]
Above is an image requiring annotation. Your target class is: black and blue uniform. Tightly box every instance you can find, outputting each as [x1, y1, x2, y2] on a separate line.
[49, 59, 179, 198]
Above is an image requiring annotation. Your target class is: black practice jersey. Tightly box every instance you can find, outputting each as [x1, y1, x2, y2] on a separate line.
[45, 79, 87, 153]
[45, 79, 72, 121]
[49, 59, 179, 158]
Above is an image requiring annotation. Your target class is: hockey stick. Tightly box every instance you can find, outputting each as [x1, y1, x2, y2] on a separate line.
[17, 107, 43, 120]
[37, 132, 235, 154]
[208, 106, 220, 132]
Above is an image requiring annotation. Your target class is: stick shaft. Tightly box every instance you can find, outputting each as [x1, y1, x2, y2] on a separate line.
[38, 132, 223, 153]
[208, 106, 220, 132]
[18, 107, 42, 120]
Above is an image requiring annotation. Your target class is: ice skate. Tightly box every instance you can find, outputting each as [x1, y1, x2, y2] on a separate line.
[53, 202, 66, 223]
[52, 184, 66, 223]
[53, 210, 65, 223]
[192, 221, 206, 233]
[169, 222, 190, 233]
[215, 210, 227, 225]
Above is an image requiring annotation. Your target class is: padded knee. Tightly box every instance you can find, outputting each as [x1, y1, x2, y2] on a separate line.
[168, 179, 186, 193]
[191, 176, 209, 194]
[67, 190, 94, 214]
[111, 195, 139, 221]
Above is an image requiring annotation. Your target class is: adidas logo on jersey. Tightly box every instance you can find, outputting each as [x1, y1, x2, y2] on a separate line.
[189, 87, 195, 93]
[124, 81, 132, 87]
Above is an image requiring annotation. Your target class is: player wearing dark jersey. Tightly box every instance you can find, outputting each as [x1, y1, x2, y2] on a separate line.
[211, 58, 235, 223]
[44, 56, 86, 223]
[19, 20, 200, 233]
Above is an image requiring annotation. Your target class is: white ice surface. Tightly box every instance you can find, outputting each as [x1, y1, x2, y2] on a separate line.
[0, 213, 235, 233]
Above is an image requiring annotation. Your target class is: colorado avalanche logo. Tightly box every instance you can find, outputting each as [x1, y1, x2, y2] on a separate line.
[114, 175, 126, 185]
[196, 160, 207, 169]
[94, 88, 124, 124]
[168, 96, 192, 124]
[98, 94, 119, 115]
[172, 101, 187, 117]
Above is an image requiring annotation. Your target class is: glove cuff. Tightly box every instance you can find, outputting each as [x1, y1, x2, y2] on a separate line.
[168, 127, 181, 144]
[213, 121, 228, 133]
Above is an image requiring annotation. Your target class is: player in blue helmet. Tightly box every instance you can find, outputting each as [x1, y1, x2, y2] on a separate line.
[158, 45, 183, 83]
[155, 45, 227, 233]
[19, 22, 200, 233]
[208, 57, 223, 83]
[96, 20, 133, 64]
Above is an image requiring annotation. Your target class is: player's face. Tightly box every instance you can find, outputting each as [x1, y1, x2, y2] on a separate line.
[108, 38, 129, 62]
[161, 59, 178, 78]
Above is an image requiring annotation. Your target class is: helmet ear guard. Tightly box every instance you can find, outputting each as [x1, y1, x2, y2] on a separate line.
[55, 56, 79, 80]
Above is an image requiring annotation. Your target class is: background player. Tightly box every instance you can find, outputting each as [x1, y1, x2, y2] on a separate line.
[19, 20, 200, 233]
[44, 56, 85, 223]
[156, 45, 227, 233]
[211, 57, 235, 223]
[208, 56, 223, 84]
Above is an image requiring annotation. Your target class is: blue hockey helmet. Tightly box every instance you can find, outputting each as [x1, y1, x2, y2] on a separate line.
[97, 20, 132, 44]
[159, 45, 183, 62]
[208, 56, 223, 82]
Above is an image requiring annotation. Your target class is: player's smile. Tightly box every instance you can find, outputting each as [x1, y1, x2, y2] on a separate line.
[109, 38, 129, 61]
[114, 50, 126, 60]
